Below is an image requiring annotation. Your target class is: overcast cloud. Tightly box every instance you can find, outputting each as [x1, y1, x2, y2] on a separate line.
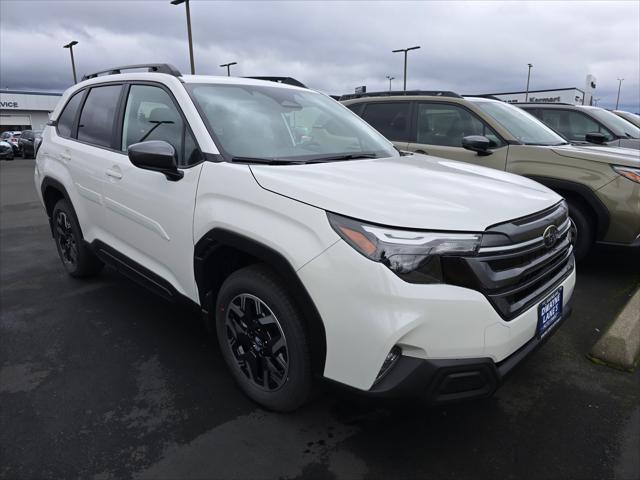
[1, 0, 638, 111]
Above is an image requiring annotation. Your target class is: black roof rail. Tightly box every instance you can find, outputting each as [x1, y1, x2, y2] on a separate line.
[339, 90, 462, 101]
[82, 64, 182, 81]
[516, 102, 575, 106]
[464, 94, 503, 101]
[245, 77, 307, 88]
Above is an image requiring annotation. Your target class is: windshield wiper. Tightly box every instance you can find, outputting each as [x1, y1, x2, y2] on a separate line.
[230, 156, 303, 165]
[304, 152, 379, 163]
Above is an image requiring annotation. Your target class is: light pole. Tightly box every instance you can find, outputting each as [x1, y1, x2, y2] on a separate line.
[593, 98, 600, 107]
[220, 62, 237, 76]
[170, 0, 195, 74]
[63, 41, 78, 84]
[525, 63, 533, 101]
[392, 46, 420, 91]
[386, 75, 395, 92]
[615, 78, 624, 109]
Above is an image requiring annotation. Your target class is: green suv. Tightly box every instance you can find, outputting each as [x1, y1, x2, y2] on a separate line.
[342, 91, 640, 259]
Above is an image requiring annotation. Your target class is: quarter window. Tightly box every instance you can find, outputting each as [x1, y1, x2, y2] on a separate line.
[416, 103, 503, 147]
[77, 85, 122, 148]
[121, 85, 201, 166]
[361, 102, 411, 141]
[56, 92, 84, 138]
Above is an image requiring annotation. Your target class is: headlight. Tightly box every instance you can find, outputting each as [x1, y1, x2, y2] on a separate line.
[327, 212, 482, 284]
[612, 165, 640, 184]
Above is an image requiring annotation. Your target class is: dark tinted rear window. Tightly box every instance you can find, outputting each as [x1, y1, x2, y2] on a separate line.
[57, 92, 84, 138]
[77, 85, 122, 148]
[361, 102, 411, 141]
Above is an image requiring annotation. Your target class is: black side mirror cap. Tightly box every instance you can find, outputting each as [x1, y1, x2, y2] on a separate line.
[127, 140, 183, 181]
[462, 135, 493, 156]
[585, 132, 608, 145]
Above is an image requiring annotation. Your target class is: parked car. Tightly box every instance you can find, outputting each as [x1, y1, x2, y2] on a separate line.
[517, 103, 640, 149]
[36, 65, 575, 411]
[612, 110, 640, 128]
[18, 130, 42, 159]
[0, 131, 22, 156]
[342, 91, 640, 260]
[0, 140, 14, 160]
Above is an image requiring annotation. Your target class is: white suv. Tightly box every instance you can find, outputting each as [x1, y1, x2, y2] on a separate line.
[35, 64, 576, 411]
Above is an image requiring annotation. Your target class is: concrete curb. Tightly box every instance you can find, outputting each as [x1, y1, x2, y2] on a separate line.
[588, 286, 640, 371]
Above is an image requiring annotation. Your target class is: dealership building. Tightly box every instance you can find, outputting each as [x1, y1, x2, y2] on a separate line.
[0, 90, 62, 134]
[482, 75, 598, 106]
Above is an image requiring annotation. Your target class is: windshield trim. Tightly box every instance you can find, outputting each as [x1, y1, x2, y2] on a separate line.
[185, 82, 398, 164]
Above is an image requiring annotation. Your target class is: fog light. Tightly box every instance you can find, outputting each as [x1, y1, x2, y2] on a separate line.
[373, 346, 401, 385]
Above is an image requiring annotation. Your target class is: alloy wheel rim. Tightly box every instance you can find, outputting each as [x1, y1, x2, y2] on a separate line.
[225, 293, 289, 391]
[55, 211, 78, 267]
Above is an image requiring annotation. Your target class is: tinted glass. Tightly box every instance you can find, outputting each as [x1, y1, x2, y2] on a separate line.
[586, 107, 639, 138]
[188, 84, 396, 161]
[472, 100, 567, 146]
[57, 92, 84, 138]
[416, 103, 503, 147]
[539, 109, 614, 142]
[121, 85, 200, 166]
[77, 85, 122, 147]
[361, 102, 411, 141]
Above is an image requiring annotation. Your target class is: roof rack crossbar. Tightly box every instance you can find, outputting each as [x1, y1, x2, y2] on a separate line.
[82, 64, 182, 81]
[244, 76, 307, 88]
[339, 90, 462, 101]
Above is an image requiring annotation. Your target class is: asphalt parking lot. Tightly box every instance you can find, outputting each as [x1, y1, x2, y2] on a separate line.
[1, 159, 639, 480]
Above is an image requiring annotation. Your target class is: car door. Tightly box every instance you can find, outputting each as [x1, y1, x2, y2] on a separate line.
[100, 82, 204, 300]
[359, 101, 412, 150]
[407, 102, 509, 170]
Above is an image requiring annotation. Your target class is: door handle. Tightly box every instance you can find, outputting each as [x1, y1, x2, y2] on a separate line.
[59, 152, 71, 161]
[105, 168, 123, 180]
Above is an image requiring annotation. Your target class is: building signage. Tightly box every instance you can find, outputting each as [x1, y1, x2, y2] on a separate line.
[0, 101, 19, 108]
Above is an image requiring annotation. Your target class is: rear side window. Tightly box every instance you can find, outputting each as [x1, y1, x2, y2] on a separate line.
[57, 92, 84, 138]
[77, 85, 122, 148]
[361, 102, 411, 141]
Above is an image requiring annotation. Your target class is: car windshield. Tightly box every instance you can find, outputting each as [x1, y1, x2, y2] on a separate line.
[471, 100, 568, 146]
[187, 83, 397, 162]
[586, 108, 640, 138]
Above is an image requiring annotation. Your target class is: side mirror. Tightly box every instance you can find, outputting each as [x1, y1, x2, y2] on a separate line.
[585, 132, 607, 145]
[462, 135, 493, 156]
[127, 140, 183, 181]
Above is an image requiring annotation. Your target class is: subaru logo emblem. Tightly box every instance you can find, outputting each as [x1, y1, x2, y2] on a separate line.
[543, 225, 559, 249]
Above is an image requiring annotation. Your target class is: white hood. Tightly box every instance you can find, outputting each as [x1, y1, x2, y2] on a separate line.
[250, 154, 561, 231]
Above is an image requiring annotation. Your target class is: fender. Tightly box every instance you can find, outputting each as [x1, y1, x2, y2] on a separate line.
[526, 175, 610, 240]
[194, 228, 327, 375]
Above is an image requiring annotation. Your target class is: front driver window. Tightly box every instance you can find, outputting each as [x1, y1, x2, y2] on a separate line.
[417, 103, 503, 147]
[121, 85, 201, 166]
[540, 109, 614, 142]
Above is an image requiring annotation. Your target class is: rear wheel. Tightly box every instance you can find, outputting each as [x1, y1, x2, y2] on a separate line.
[52, 199, 103, 277]
[566, 199, 594, 261]
[215, 264, 313, 412]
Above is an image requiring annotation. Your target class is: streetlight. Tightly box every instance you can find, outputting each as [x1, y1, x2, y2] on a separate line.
[392, 46, 420, 91]
[615, 78, 624, 110]
[170, 0, 195, 74]
[220, 62, 237, 76]
[525, 63, 533, 101]
[386, 75, 395, 92]
[593, 98, 600, 107]
[63, 41, 78, 84]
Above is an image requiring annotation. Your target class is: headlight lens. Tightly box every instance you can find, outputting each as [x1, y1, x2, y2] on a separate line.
[613, 165, 640, 184]
[327, 212, 482, 283]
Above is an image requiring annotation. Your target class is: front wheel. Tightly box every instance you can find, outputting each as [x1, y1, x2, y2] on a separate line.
[567, 199, 594, 261]
[215, 264, 313, 412]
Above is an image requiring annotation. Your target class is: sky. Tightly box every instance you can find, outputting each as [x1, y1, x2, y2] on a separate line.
[1, 0, 639, 112]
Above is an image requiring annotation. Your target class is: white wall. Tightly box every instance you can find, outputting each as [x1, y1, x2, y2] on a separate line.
[0, 92, 61, 111]
[492, 89, 584, 105]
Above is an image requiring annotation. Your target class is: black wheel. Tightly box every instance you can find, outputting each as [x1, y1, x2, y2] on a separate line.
[566, 199, 594, 261]
[215, 264, 313, 412]
[52, 199, 103, 277]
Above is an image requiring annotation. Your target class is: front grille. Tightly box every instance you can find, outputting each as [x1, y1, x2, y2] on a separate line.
[443, 202, 575, 320]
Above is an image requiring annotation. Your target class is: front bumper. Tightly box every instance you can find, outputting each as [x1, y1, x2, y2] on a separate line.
[369, 301, 572, 403]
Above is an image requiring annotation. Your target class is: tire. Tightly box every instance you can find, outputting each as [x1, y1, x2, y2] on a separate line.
[51, 199, 103, 277]
[566, 199, 594, 261]
[215, 264, 313, 412]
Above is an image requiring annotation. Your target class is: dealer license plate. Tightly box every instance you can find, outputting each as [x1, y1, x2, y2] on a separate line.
[537, 286, 563, 337]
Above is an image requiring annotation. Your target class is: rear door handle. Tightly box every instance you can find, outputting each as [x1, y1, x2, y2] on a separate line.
[105, 168, 123, 180]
